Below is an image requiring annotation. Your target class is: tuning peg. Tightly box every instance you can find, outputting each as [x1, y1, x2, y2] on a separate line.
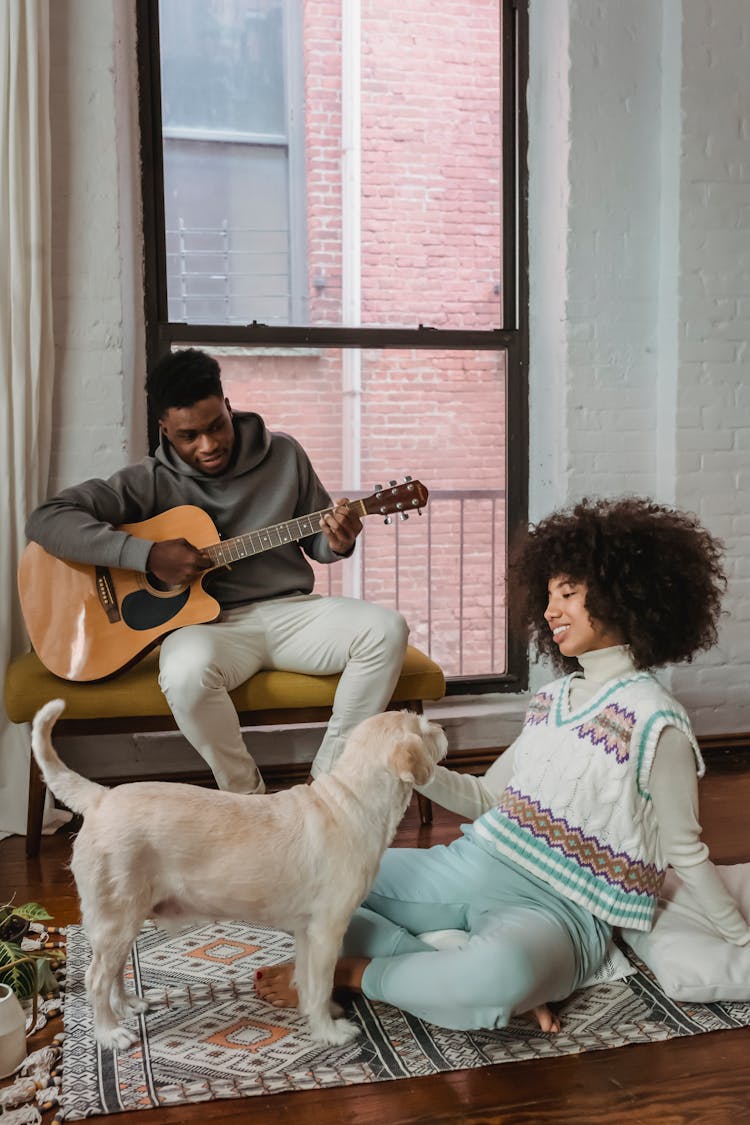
[374, 483, 383, 491]
[399, 512, 409, 521]
[389, 480, 398, 487]
[384, 515, 393, 526]
[404, 475, 412, 482]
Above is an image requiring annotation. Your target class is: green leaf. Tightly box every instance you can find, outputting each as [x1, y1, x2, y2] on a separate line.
[0, 939, 24, 966]
[0, 940, 37, 1001]
[13, 903, 53, 923]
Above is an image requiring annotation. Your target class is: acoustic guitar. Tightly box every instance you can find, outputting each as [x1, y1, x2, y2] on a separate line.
[19, 479, 428, 683]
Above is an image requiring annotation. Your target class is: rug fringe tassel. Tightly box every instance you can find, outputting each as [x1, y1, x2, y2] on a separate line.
[0, 1105, 43, 1124]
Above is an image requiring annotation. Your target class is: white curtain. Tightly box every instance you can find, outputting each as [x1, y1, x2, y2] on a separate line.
[0, 0, 54, 839]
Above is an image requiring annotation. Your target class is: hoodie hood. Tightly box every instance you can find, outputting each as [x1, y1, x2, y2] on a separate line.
[154, 410, 272, 480]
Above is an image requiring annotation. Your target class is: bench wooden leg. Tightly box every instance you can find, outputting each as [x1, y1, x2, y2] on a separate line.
[416, 791, 433, 825]
[26, 756, 46, 859]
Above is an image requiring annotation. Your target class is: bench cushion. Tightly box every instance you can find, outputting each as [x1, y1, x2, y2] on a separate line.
[5, 645, 446, 724]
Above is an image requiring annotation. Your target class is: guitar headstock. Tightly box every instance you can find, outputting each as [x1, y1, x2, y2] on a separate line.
[361, 477, 429, 523]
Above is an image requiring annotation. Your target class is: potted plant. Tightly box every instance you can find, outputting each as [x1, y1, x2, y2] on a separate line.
[0, 900, 63, 1025]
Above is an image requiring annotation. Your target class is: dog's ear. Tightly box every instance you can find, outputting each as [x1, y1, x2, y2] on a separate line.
[388, 735, 435, 786]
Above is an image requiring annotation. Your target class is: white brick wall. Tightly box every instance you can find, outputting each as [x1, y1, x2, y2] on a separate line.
[45, 0, 750, 763]
[531, 0, 667, 512]
[530, 0, 750, 735]
[565, 0, 662, 495]
[671, 0, 750, 728]
[48, 0, 145, 494]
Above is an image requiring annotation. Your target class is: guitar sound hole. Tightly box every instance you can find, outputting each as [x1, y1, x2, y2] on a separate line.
[146, 571, 184, 593]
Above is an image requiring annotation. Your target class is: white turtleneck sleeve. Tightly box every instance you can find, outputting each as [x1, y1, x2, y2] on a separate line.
[417, 645, 750, 945]
[648, 730, 750, 944]
[414, 748, 515, 821]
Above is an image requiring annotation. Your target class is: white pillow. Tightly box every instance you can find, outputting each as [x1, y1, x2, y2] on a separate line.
[418, 930, 634, 989]
[621, 863, 750, 1002]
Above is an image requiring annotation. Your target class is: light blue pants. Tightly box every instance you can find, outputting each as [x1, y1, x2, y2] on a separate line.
[158, 593, 408, 792]
[345, 833, 611, 1031]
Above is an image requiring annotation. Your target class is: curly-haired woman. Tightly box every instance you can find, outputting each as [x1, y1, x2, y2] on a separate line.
[255, 497, 750, 1031]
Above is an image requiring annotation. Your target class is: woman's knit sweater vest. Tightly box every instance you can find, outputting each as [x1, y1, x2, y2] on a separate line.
[472, 672, 703, 930]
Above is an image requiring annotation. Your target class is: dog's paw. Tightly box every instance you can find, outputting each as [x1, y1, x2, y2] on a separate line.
[96, 1025, 140, 1052]
[117, 994, 149, 1016]
[310, 1016, 360, 1046]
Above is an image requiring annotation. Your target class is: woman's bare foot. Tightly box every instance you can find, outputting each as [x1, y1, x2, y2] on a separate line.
[530, 1004, 560, 1033]
[254, 958, 369, 1009]
[254, 962, 298, 1008]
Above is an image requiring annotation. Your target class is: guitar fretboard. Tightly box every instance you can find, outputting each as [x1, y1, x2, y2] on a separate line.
[205, 500, 367, 567]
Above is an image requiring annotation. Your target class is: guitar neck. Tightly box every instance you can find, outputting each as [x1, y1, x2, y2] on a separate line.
[204, 499, 367, 567]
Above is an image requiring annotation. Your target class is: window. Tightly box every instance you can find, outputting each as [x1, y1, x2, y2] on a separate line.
[137, 0, 529, 693]
[158, 0, 307, 324]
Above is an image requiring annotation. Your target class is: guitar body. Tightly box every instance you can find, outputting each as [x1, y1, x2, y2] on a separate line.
[19, 506, 221, 682]
[18, 480, 429, 683]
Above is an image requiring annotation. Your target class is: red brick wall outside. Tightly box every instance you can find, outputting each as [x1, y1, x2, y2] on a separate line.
[220, 0, 505, 679]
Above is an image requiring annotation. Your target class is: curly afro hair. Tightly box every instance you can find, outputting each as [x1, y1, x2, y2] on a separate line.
[509, 496, 727, 672]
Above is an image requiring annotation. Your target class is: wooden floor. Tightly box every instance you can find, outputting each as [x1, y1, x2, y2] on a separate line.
[3, 755, 750, 1125]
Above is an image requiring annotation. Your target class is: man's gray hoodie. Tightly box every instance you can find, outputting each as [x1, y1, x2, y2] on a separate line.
[25, 412, 344, 608]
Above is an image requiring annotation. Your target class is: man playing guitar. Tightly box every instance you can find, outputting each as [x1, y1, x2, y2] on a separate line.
[24, 348, 411, 795]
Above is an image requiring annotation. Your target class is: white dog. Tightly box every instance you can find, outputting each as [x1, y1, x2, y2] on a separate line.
[31, 700, 447, 1051]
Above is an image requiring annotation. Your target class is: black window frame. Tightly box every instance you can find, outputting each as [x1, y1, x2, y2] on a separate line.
[136, 0, 530, 696]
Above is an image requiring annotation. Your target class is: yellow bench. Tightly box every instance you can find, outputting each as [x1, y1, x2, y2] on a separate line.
[5, 645, 446, 857]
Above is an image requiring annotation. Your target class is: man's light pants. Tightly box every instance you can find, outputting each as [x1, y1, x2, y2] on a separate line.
[158, 594, 409, 792]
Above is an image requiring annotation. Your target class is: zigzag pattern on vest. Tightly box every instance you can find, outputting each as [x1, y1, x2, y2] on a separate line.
[497, 787, 663, 897]
[525, 691, 554, 727]
[574, 702, 636, 763]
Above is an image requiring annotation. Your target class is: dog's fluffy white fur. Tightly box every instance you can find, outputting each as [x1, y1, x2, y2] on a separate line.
[31, 700, 447, 1051]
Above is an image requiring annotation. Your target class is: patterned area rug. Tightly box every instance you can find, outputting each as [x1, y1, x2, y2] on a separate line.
[60, 920, 750, 1120]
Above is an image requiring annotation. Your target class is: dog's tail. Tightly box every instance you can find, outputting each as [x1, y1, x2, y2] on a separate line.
[31, 699, 106, 816]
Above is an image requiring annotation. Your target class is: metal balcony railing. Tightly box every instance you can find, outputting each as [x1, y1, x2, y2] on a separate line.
[313, 488, 507, 682]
